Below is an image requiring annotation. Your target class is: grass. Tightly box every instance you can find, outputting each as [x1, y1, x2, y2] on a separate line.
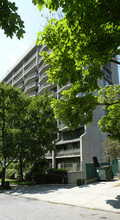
[6, 179, 36, 186]
[0, 178, 37, 189]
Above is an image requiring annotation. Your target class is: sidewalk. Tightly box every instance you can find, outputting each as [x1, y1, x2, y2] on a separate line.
[4, 179, 120, 214]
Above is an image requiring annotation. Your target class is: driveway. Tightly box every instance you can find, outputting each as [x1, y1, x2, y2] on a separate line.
[3, 179, 120, 214]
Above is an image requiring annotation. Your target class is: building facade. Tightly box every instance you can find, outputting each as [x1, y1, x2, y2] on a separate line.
[1, 43, 119, 183]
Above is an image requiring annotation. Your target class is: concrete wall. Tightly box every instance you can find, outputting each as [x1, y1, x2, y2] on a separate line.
[67, 172, 83, 184]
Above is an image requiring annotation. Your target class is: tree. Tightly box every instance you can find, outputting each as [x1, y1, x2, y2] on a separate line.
[14, 91, 57, 180]
[26, 91, 57, 163]
[0, 83, 30, 186]
[32, 0, 120, 128]
[98, 84, 120, 140]
[102, 137, 120, 161]
[0, 0, 25, 39]
[0, 84, 57, 185]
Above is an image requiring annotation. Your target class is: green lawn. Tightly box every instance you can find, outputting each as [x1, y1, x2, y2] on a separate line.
[0, 178, 36, 189]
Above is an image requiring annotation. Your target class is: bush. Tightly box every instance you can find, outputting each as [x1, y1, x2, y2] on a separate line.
[47, 168, 67, 175]
[47, 168, 68, 184]
[25, 171, 33, 181]
[33, 173, 66, 184]
[25, 167, 68, 184]
[76, 178, 84, 186]
[25, 159, 49, 182]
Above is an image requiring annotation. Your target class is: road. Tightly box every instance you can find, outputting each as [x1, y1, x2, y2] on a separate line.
[0, 194, 120, 220]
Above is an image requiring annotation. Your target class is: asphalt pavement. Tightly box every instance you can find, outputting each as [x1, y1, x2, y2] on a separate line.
[3, 179, 120, 214]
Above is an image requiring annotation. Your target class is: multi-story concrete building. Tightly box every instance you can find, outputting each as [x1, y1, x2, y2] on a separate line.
[1, 42, 119, 183]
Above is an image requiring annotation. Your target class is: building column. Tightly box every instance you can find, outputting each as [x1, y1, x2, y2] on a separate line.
[52, 150, 56, 168]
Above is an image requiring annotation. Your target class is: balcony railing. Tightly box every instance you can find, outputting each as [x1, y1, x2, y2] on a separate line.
[38, 63, 49, 74]
[38, 82, 50, 93]
[56, 148, 80, 157]
[15, 83, 23, 89]
[24, 53, 36, 67]
[45, 151, 52, 158]
[13, 75, 23, 85]
[59, 122, 68, 130]
[58, 163, 81, 172]
[29, 91, 37, 97]
[38, 72, 48, 83]
[24, 61, 36, 75]
[106, 63, 111, 70]
[25, 72, 38, 84]
[57, 81, 71, 94]
[25, 82, 37, 92]
[6, 76, 12, 85]
[14, 66, 23, 78]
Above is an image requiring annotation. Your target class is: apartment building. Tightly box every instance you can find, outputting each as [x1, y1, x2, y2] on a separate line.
[1, 42, 119, 183]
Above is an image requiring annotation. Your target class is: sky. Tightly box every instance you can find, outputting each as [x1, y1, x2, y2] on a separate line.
[0, 0, 48, 81]
[0, 1, 120, 82]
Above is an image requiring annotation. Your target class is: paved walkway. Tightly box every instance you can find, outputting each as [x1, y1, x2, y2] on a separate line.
[4, 179, 120, 214]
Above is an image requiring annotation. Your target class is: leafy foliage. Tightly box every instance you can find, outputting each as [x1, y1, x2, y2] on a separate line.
[102, 138, 120, 160]
[26, 91, 57, 162]
[0, 83, 30, 185]
[33, 0, 120, 128]
[0, 0, 25, 38]
[0, 85, 57, 185]
[98, 85, 120, 140]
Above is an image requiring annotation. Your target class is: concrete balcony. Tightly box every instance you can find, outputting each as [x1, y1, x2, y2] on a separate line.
[24, 53, 36, 67]
[38, 72, 48, 84]
[38, 56, 43, 65]
[13, 74, 23, 85]
[58, 163, 81, 172]
[14, 66, 23, 78]
[56, 148, 80, 158]
[15, 83, 24, 89]
[25, 72, 38, 84]
[38, 63, 49, 75]
[6, 76, 12, 85]
[24, 61, 36, 76]
[40, 44, 48, 53]
[25, 81, 37, 92]
[45, 151, 52, 158]
[59, 122, 68, 131]
[29, 91, 37, 97]
[105, 62, 111, 70]
[38, 82, 54, 94]
[57, 82, 71, 94]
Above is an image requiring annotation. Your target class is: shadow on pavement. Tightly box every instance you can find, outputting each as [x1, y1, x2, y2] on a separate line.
[106, 195, 120, 209]
[3, 181, 110, 196]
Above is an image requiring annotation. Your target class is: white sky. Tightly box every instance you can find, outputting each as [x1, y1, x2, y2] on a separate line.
[0, 0, 48, 81]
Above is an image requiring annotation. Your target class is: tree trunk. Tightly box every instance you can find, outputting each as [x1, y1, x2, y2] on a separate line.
[19, 158, 23, 181]
[1, 158, 6, 186]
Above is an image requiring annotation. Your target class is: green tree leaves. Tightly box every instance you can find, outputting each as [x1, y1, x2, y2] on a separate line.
[34, 0, 120, 130]
[102, 138, 120, 160]
[98, 85, 120, 140]
[0, 84, 57, 185]
[0, 0, 25, 39]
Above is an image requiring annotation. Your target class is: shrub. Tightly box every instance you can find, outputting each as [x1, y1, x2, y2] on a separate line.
[47, 168, 67, 175]
[25, 171, 33, 181]
[47, 168, 68, 184]
[25, 167, 68, 184]
[76, 178, 84, 186]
